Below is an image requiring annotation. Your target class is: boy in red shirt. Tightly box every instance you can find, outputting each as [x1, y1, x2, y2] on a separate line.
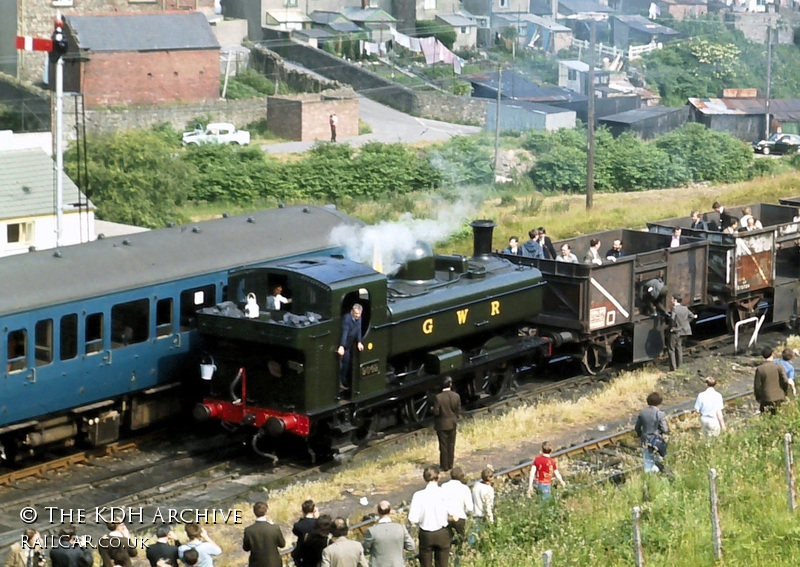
[527, 441, 566, 500]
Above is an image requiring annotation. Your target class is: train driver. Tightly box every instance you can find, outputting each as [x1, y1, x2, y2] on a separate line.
[337, 304, 364, 394]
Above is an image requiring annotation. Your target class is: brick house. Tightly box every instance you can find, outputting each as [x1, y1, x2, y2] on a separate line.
[2, 0, 216, 83]
[62, 12, 220, 108]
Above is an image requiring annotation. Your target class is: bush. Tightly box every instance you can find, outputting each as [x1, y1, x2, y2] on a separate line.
[64, 130, 194, 228]
[655, 123, 753, 183]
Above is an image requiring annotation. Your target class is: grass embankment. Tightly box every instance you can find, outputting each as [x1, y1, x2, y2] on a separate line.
[461, 402, 800, 567]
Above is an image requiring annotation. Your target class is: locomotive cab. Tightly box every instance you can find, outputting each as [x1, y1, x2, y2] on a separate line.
[195, 259, 389, 441]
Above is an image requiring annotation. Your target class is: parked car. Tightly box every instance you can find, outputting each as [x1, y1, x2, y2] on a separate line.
[753, 133, 800, 155]
[182, 122, 251, 146]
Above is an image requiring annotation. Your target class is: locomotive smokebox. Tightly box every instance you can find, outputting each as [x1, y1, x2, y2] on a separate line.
[470, 219, 497, 259]
[394, 241, 436, 282]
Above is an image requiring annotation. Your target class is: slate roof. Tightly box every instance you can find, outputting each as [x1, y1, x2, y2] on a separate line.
[436, 14, 477, 27]
[599, 105, 686, 124]
[558, 0, 614, 14]
[467, 71, 588, 103]
[66, 12, 219, 52]
[689, 98, 800, 121]
[496, 13, 571, 31]
[613, 15, 678, 36]
[0, 149, 93, 221]
[309, 13, 363, 33]
[529, 0, 554, 15]
[295, 28, 335, 39]
[341, 7, 396, 23]
[309, 11, 342, 25]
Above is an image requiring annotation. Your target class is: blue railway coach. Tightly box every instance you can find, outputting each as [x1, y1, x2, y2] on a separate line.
[0, 205, 360, 462]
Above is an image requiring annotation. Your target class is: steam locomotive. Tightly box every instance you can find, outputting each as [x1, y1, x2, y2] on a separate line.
[194, 221, 555, 459]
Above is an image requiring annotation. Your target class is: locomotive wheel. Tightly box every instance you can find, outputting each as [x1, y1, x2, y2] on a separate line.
[402, 392, 432, 423]
[477, 367, 514, 398]
[581, 343, 609, 375]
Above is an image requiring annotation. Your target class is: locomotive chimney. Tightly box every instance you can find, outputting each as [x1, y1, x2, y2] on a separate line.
[470, 219, 497, 258]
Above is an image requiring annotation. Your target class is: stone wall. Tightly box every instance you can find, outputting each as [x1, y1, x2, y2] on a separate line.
[250, 46, 342, 94]
[0, 73, 51, 132]
[727, 12, 797, 44]
[63, 97, 265, 136]
[268, 36, 488, 125]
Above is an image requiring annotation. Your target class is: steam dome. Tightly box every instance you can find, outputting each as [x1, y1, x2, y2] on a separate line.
[393, 241, 435, 282]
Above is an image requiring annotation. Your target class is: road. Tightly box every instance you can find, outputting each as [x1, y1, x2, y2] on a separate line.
[261, 95, 481, 155]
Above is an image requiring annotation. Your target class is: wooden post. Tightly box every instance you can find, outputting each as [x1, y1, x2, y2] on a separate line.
[786, 433, 797, 513]
[542, 550, 552, 567]
[709, 469, 722, 560]
[632, 506, 644, 567]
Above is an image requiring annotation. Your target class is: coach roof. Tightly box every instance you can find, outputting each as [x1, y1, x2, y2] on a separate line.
[0, 205, 361, 316]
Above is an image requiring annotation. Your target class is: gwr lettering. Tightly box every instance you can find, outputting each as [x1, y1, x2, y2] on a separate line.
[422, 318, 434, 334]
[456, 308, 469, 325]
[490, 301, 501, 316]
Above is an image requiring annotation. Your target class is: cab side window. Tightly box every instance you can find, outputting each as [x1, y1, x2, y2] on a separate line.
[180, 285, 216, 331]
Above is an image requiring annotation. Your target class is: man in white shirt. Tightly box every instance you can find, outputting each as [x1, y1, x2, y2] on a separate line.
[669, 227, 682, 248]
[440, 467, 472, 546]
[407, 467, 451, 567]
[694, 376, 725, 437]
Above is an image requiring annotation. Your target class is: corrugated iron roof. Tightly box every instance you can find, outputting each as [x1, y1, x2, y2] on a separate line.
[599, 105, 686, 125]
[689, 97, 800, 120]
[0, 148, 93, 221]
[66, 12, 219, 52]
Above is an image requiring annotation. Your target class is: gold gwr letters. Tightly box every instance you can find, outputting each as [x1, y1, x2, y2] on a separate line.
[456, 308, 469, 325]
[490, 300, 501, 316]
[422, 318, 434, 334]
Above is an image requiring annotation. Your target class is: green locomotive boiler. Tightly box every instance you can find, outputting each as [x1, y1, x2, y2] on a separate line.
[194, 221, 552, 458]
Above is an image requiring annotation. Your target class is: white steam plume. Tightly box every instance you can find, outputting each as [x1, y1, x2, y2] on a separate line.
[330, 201, 476, 275]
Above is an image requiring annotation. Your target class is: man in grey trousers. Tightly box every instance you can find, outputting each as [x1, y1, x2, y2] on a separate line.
[362, 501, 415, 567]
[667, 295, 695, 371]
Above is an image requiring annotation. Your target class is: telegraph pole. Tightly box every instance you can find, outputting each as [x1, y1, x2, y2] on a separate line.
[765, 25, 772, 141]
[586, 18, 596, 210]
[494, 65, 502, 172]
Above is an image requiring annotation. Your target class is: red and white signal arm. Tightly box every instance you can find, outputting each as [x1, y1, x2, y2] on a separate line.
[15, 36, 54, 52]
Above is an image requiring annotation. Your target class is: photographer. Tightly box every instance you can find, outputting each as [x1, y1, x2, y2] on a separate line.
[5, 529, 45, 567]
[49, 526, 92, 567]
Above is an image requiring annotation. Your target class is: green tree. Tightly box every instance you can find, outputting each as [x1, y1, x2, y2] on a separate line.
[65, 130, 195, 228]
[655, 123, 753, 182]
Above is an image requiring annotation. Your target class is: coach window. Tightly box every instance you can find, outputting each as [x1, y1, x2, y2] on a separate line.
[156, 298, 173, 338]
[180, 284, 216, 331]
[60, 314, 78, 361]
[7, 329, 27, 372]
[35, 319, 53, 366]
[111, 299, 149, 348]
[85, 313, 104, 355]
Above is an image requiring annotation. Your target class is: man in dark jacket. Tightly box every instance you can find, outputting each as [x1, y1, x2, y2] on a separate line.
[537, 227, 557, 260]
[291, 500, 318, 566]
[50, 526, 92, 567]
[432, 376, 461, 472]
[146, 525, 181, 567]
[754, 347, 790, 414]
[634, 392, 670, 475]
[337, 304, 364, 393]
[99, 523, 137, 567]
[666, 295, 695, 371]
[243, 502, 285, 567]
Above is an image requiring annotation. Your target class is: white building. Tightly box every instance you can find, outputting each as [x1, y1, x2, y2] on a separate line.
[0, 139, 95, 257]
